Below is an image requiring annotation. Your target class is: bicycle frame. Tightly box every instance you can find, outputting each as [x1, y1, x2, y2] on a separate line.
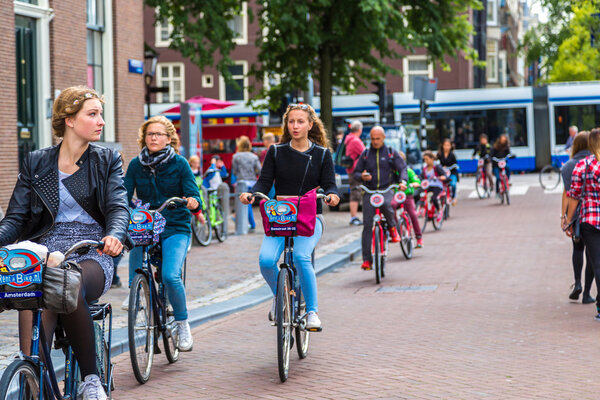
[279, 237, 305, 329]
[372, 208, 388, 255]
[135, 245, 169, 338]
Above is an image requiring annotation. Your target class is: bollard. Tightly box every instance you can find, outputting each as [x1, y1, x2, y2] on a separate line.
[217, 183, 230, 237]
[234, 181, 249, 235]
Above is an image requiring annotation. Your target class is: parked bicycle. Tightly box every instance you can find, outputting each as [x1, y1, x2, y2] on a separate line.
[0, 240, 114, 400]
[359, 184, 399, 284]
[250, 190, 329, 383]
[492, 155, 514, 205]
[475, 155, 492, 199]
[416, 180, 446, 232]
[393, 191, 416, 260]
[539, 150, 567, 190]
[127, 197, 189, 384]
[191, 169, 227, 246]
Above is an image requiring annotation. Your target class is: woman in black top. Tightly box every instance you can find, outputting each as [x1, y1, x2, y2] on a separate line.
[491, 134, 512, 193]
[240, 104, 339, 330]
[437, 138, 459, 203]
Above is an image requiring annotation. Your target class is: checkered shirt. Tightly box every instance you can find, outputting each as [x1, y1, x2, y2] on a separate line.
[568, 155, 600, 229]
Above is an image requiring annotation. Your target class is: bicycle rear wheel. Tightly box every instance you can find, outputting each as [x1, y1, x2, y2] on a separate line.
[539, 165, 561, 190]
[191, 215, 212, 246]
[417, 202, 427, 233]
[162, 299, 180, 364]
[504, 177, 511, 205]
[213, 204, 227, 242]
[128, 273, 155, 384]
[475, 171, 487, 199]
[276, 269, 292, 382]
[0, 360, 40, 400]
[373, 226, 382, 284]
[399, 217, 413, 260]
[295, 292, 310, 359]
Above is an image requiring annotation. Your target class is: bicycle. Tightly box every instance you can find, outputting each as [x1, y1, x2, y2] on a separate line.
[393, 191, 416, 260]
[359, 184, 399, 284]
[441, 164, 458, 220]
[250, 190, 330, 383]
[0, 240, 114, 400]
[127, 197, 189, 384]
[416, 180, 446, 232]
[474, 155, 492, 199]
[492, 155, 514, 205]
[539, 150, 567, 190]
[191, 169, 227, 246]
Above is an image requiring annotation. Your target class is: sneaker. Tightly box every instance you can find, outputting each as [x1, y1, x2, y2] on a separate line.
[452, 199, 457, 206]
[416, 238, 423, 248]
[389, 227, 401, 243]
[268, 298, 276, 321]
[349, 217, 363, 226]
[361, 261, 372, 270]
[594, 313, 600, 321]
[121, 296, 129, 311]
[582, 294, 596, 304]
[176, 320, 193, 351]
[77, 374, 107, 400]
[306, 311, 321, 330]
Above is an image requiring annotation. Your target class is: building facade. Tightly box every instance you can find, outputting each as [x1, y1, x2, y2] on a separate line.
[0, 0, 145, 209]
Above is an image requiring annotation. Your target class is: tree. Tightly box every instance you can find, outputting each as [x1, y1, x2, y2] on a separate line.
[147, 0, 481, 138]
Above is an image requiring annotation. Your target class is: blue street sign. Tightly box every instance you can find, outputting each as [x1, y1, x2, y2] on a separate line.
[129, 59, 144, 74]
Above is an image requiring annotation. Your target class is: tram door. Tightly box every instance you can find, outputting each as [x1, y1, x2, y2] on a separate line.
[15, 16, 38, 169]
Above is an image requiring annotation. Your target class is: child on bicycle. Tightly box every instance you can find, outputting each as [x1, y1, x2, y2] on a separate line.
[491, 134, 512, 193]
[437, 138, 459, 205]
[0, 86, 130, 400]
[472, 134, 494, 190]
[420, 150, 447, 211]
[124, 116, 202, 352]
[239, 104, 339, 330]
[391, 151, 423, 248]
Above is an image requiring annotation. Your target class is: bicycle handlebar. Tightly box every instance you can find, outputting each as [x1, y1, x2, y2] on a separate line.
[249, 191, 332, 203]
[358, 184, 399, 195]
[64, 240, 105, 258]
[156, 197, 188, 213]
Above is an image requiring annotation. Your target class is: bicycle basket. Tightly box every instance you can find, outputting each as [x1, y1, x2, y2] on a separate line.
[128, 204, 166, 246]
[0, 247, 44, 311]
[259, 189, 317, 237]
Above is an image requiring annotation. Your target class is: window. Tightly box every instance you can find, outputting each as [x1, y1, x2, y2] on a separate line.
[220, 62, 247, 101]
[227, 2, 248, 44]
[403, 56, 433, 92]
[202, 74, 214, 88]
[486, 40, 498, 83]
[487, 0, 498, 25]
[87, 0, 104, 92]
[554, 104, 600, 145]
[155, 14, 173, 47]
[156, 63, 185, 103]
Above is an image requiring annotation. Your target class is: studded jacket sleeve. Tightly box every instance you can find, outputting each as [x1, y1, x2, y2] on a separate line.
[102, 151, 133, 247]
[0, 154, 33, 246]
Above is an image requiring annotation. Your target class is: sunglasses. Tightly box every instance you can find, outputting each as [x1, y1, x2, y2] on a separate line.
[287, 103, 309, 110]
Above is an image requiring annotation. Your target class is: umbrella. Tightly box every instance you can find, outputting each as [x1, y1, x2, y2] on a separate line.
[161, 96, 235, 114]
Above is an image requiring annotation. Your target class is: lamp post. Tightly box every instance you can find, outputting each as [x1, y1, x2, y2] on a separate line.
[143, 50, 169, 119]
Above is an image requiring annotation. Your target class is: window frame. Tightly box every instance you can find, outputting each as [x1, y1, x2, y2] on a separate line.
[154, 8, 173, 48]
[402, 55, 434, 93]
[227, 2, 248, 45]
[487, 0, 498, 26]
[219, 61, 248, 102]
[156, 62, 185, 104]
[486, 39, 499, 83]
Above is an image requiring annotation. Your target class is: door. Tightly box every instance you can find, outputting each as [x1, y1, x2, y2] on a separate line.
[15, 16, 38, 168]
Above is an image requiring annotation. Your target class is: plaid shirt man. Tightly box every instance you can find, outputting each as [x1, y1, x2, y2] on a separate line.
[568, 155, 600, 229]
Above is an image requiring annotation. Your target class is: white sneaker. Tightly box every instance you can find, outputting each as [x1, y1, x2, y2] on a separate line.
[77, 374, 107, 400]
[176, 320, 193, 351]
[306, 311, 321, 330]
[121, 296, 129, 311]
[268, 298, 276, 321]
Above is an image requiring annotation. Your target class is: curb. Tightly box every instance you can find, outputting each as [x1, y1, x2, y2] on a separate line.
[3, 238, 361, 380]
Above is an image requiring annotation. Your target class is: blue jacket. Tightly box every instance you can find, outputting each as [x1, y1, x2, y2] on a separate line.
[124, 154, 201, 239]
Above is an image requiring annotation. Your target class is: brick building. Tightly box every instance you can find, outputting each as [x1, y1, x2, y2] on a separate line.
[0, 0, 145, 209]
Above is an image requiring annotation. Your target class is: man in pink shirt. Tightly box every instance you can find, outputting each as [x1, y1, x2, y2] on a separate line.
[345, 120, 366, 225]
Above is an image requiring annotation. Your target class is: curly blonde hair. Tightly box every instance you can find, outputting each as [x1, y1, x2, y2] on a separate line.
[137, 116, 180, 153]
[281, 104, 330, 148]
[52, 86, 104, 138]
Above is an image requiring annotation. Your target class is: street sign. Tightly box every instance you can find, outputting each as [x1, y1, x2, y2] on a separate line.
[413, 77, 438, 101]
[128, 59, 143, 74]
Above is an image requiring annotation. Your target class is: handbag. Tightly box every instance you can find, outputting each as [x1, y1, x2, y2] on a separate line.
[42, 261, 82, 314]
[572, 159, 589, 243]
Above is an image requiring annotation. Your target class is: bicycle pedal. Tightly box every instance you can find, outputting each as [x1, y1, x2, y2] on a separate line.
[306, 327, 322, 332]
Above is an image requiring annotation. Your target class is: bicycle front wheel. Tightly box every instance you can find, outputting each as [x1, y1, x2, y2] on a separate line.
[504, 177, 511, 205]
[475, 171, 486, 199]
[0, 360, 40, 400]
[539, 165, 561, 190]
[417, 202, 427, 233]
[399, 217, 413, 260]
[433, 207, 444, 231]
[162, 299, 180, 364]
[295, 292, 310, 359]
[213, 204, 227, 242]
[191, 215, 212, 246]
[276, 269, 292, 382]
[373, 225, 382, 284]
[128, 273, 155, 384]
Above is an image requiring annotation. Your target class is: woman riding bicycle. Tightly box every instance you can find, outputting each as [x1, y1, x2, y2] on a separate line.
[0, 86, 130, 400]
[437, 138, 459, 205]
[491, 134, 512, 194]
[124, 115, 201, 352]
[419, 150, 447, 211]
[473, 133, 494, 190]
[239, 103, 340, 330]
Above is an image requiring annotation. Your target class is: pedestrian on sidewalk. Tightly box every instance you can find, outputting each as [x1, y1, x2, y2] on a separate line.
[123, 115, 201, 351]
[566, 127, 600, 320]
[232, 135, 262, 230]
[0, 86, 129, 400]
[344, 120, 366, 225]
[561, 131, 596, 304]
[239, 103, 339, 330]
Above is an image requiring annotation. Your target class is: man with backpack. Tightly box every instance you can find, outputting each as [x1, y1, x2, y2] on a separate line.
[344, 120, 367, 225]
[353, 126, 408, 270]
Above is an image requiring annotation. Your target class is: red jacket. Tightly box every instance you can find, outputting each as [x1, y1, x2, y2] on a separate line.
[344, 133, 366, 174]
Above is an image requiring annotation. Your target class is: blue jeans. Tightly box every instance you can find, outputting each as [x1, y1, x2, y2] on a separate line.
[493, 166, 511, 192]
[129, 234, 191, 321]
[259, 219, 323, 313]
[448, 174, 457, 199]
[246, 181, 257, 229]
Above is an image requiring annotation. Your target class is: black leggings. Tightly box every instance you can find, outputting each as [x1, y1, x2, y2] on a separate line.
[572, 237, 595, 295]
[581, 223, 600, 306]
[414, 187, 443, 210]
[19, 260, 105, 378]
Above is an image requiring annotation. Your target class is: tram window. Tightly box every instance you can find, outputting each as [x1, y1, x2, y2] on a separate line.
[401, 107, 528, 150]
[554, 104, 600, 145]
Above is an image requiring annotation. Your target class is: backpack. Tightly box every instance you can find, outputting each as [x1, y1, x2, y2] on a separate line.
[361, 146, 401, 181]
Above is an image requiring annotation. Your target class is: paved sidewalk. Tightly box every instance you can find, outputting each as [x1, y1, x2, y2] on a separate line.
[0, 207, 361, 358]
[113, 181, 600, 399]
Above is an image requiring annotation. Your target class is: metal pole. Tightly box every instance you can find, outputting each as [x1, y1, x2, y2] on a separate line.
[420, 100, 427, 150]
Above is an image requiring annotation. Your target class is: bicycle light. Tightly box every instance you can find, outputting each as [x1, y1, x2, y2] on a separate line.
[421, 180, 430, 189]
[369, 194, 385, 208]
[394, 192, 406, 204]
[498, 160, 507, 168]
[478, 159, 484, 167]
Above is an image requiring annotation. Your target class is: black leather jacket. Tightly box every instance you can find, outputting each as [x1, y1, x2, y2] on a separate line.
[0, 143, 131, 247]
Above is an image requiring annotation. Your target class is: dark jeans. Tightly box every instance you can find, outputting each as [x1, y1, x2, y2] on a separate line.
[362, 191, 397, 262]
[572, 236, 595, 295]
[580, 223, 600, 306]
[493, 166, 511, 193]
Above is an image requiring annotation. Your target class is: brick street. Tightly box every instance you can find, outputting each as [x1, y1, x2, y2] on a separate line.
[113, 178, 600, 399]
